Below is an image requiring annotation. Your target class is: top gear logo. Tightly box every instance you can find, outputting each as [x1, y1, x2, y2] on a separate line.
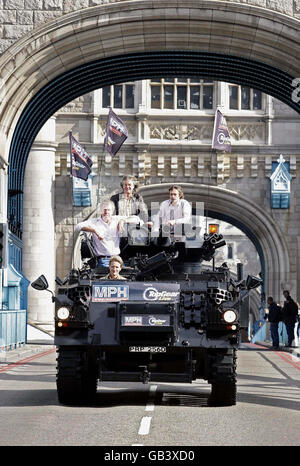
[143, 287, 180, 301]
[143, 287, 159, 301]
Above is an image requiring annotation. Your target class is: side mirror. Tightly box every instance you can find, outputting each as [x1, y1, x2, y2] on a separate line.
[246, 275, 262, 290]
[31, 275, 49, 291]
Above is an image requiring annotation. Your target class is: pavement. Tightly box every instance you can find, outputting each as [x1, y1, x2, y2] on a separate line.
[0, 325, 299, 366]
[254, 340, 300, 358]
[0, 324, 54, 365]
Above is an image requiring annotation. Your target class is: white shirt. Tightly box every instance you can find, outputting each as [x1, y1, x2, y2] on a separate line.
[153, 199, 192, 238]
[76, 216, 121, 256]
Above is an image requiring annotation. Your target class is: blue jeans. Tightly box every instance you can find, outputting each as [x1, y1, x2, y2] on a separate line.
[270, 322, 279, 348]
[97, 257, 110, 267]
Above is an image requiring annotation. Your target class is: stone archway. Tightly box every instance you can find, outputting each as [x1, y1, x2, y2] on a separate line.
[1, 0, 300, 168]
[1, 0, 298, 324]
[2, 1, 299, 236]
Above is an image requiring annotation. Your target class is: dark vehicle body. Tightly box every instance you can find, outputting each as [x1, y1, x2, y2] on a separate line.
[32, 228, 261, 406]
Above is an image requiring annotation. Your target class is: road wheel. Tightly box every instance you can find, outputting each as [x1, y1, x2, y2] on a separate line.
[208, 348, 237, 407]
[210, 381, 237, 407]
[56, 346, 98, 405]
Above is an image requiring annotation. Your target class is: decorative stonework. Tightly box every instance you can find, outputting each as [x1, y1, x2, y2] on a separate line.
[58, 95, 92, 113]
[148, 122, 265, 143]
[149, 123, 212, 141]
[229, 124, 265, 142]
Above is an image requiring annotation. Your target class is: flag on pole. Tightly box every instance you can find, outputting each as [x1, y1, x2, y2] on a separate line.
[212, 109, 231, 153]
[70, 132, 93, 181]
[104, 107, 128, 157]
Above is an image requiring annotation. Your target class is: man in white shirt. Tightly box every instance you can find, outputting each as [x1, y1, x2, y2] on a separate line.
[76, 199, 125, 267]
[152, 185, 192, 241]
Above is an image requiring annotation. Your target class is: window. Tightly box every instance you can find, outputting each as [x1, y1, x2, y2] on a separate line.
[150, 78, 214, 110]
[102, 83, 135, 109]
[72, 178, 92, 207]
[229, 85, 262, 110]
[270, 161, 291, 209]
[271, 193, 290, 209]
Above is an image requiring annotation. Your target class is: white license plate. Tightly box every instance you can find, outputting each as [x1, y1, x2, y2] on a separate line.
[129, 346, 166, 353]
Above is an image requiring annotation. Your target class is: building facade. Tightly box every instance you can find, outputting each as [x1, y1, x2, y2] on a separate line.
[52, 79, 297, 277]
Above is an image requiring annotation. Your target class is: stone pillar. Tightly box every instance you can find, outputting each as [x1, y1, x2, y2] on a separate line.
[22, 117, 56, 329]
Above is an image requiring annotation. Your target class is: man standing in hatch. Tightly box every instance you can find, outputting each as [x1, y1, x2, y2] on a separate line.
[152, 185, 192, 242]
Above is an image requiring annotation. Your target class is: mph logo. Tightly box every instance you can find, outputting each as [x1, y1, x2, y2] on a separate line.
[92, 284, 129, 302]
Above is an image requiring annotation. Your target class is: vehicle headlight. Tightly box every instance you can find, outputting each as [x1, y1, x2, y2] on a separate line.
[222, 310, 237, 323]
[57, 307, 70, 320]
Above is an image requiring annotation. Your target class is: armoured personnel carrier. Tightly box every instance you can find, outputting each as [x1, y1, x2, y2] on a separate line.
[31, 226, 261, 406]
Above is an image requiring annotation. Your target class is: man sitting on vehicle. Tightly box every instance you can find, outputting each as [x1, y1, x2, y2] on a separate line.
[76, 199, 140, 267]
[152, 185, 192, 242]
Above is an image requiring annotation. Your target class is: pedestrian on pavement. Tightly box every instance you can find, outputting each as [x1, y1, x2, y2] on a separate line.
[264, 297, 281, 350]
[75, 199, 125, 267]
[100, 255, 126, 280]
[282, 290, 298, 347]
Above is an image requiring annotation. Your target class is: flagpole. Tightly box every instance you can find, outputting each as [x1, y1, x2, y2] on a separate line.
[208, 108, 231, 231]
[206, 109, 218, 235]
[97, 107, 110, 212]
[206, 148, 216, 235]
[69, 131, 75, 269]
[69, 131, 93, 269]
[97, 137, 106, 213]
[100, 106, 129, 208]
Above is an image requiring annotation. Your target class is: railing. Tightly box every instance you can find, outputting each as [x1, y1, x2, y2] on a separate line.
[0, 309, 27, 351]
[251, 321, 289, 345]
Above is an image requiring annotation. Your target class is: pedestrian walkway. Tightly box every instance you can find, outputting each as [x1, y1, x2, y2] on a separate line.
[0, 324, 54, 365]
[255, 340, 300, 358]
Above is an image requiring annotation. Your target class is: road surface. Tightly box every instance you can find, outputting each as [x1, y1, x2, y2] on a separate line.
[0, 343, 299, 446]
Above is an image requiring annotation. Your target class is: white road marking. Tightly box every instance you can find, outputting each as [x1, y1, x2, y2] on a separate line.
[145, 403, 154, 411]
[149, 384, 158, 394]
[133, 384, 158, 444]
[145, 384, 157, 411]
[138, 416, 152, 435]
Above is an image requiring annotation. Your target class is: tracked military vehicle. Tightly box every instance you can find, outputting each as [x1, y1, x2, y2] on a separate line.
[31, 226, 261, 406]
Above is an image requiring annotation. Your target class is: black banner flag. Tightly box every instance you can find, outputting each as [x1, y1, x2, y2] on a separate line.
[104, 107, 128, 157]
[70, 132, 93, 181]
[212, 109, 231, 153]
